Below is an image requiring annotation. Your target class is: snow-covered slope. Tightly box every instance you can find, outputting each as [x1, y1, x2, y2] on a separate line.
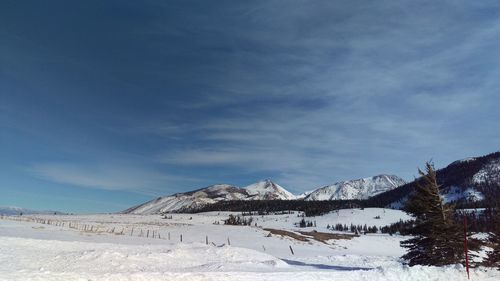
[305, 175, 405, 201]
[472, 157, 500, 184]
[124, 180, 295, 214]
[245, 179, 296, 200]
[441, 186, 485, 203]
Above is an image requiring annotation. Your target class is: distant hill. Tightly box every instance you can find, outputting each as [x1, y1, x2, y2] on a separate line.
[366, 151, 500, 208]
[0, 206, 66, 216]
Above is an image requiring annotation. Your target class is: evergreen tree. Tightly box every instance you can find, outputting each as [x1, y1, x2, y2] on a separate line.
[401, 162, 464, 266]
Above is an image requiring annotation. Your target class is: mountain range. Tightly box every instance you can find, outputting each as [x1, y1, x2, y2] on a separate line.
[124, 151, 500, 214]
[124, 175, 405, 214]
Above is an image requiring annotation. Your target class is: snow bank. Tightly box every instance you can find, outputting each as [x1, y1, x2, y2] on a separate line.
[1, 235, 497, 281]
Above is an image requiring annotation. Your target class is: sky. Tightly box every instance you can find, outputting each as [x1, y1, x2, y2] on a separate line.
[1, 0, 500, 213]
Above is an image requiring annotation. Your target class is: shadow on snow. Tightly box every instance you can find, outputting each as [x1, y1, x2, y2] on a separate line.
[281, 259, 373, 271]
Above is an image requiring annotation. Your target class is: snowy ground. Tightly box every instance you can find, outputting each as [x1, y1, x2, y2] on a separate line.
[0, 208, 498, 280]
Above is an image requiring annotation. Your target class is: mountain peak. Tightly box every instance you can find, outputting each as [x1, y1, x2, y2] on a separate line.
[244, 180, 296, 200]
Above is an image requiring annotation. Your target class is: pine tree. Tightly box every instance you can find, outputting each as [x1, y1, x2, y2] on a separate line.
[401, 162, 464, 266]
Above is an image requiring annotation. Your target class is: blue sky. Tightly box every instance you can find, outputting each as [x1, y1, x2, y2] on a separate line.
[1, 0, 499, 213]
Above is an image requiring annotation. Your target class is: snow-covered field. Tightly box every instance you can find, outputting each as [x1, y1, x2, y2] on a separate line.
[0, 208, 498, 280]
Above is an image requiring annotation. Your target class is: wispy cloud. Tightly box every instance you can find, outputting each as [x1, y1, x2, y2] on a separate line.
[149, 1, 500, 190]
[28, 162, 199, 195]
[3, 0, 500, 199]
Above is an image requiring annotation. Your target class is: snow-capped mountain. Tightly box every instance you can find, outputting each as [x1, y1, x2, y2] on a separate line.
[123, 180, 295, 214]
[244, 179, 296, 200]
[305, 175, 406, 201]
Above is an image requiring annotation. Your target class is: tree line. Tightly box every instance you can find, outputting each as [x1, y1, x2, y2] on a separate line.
[187, 199, 364, 217]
